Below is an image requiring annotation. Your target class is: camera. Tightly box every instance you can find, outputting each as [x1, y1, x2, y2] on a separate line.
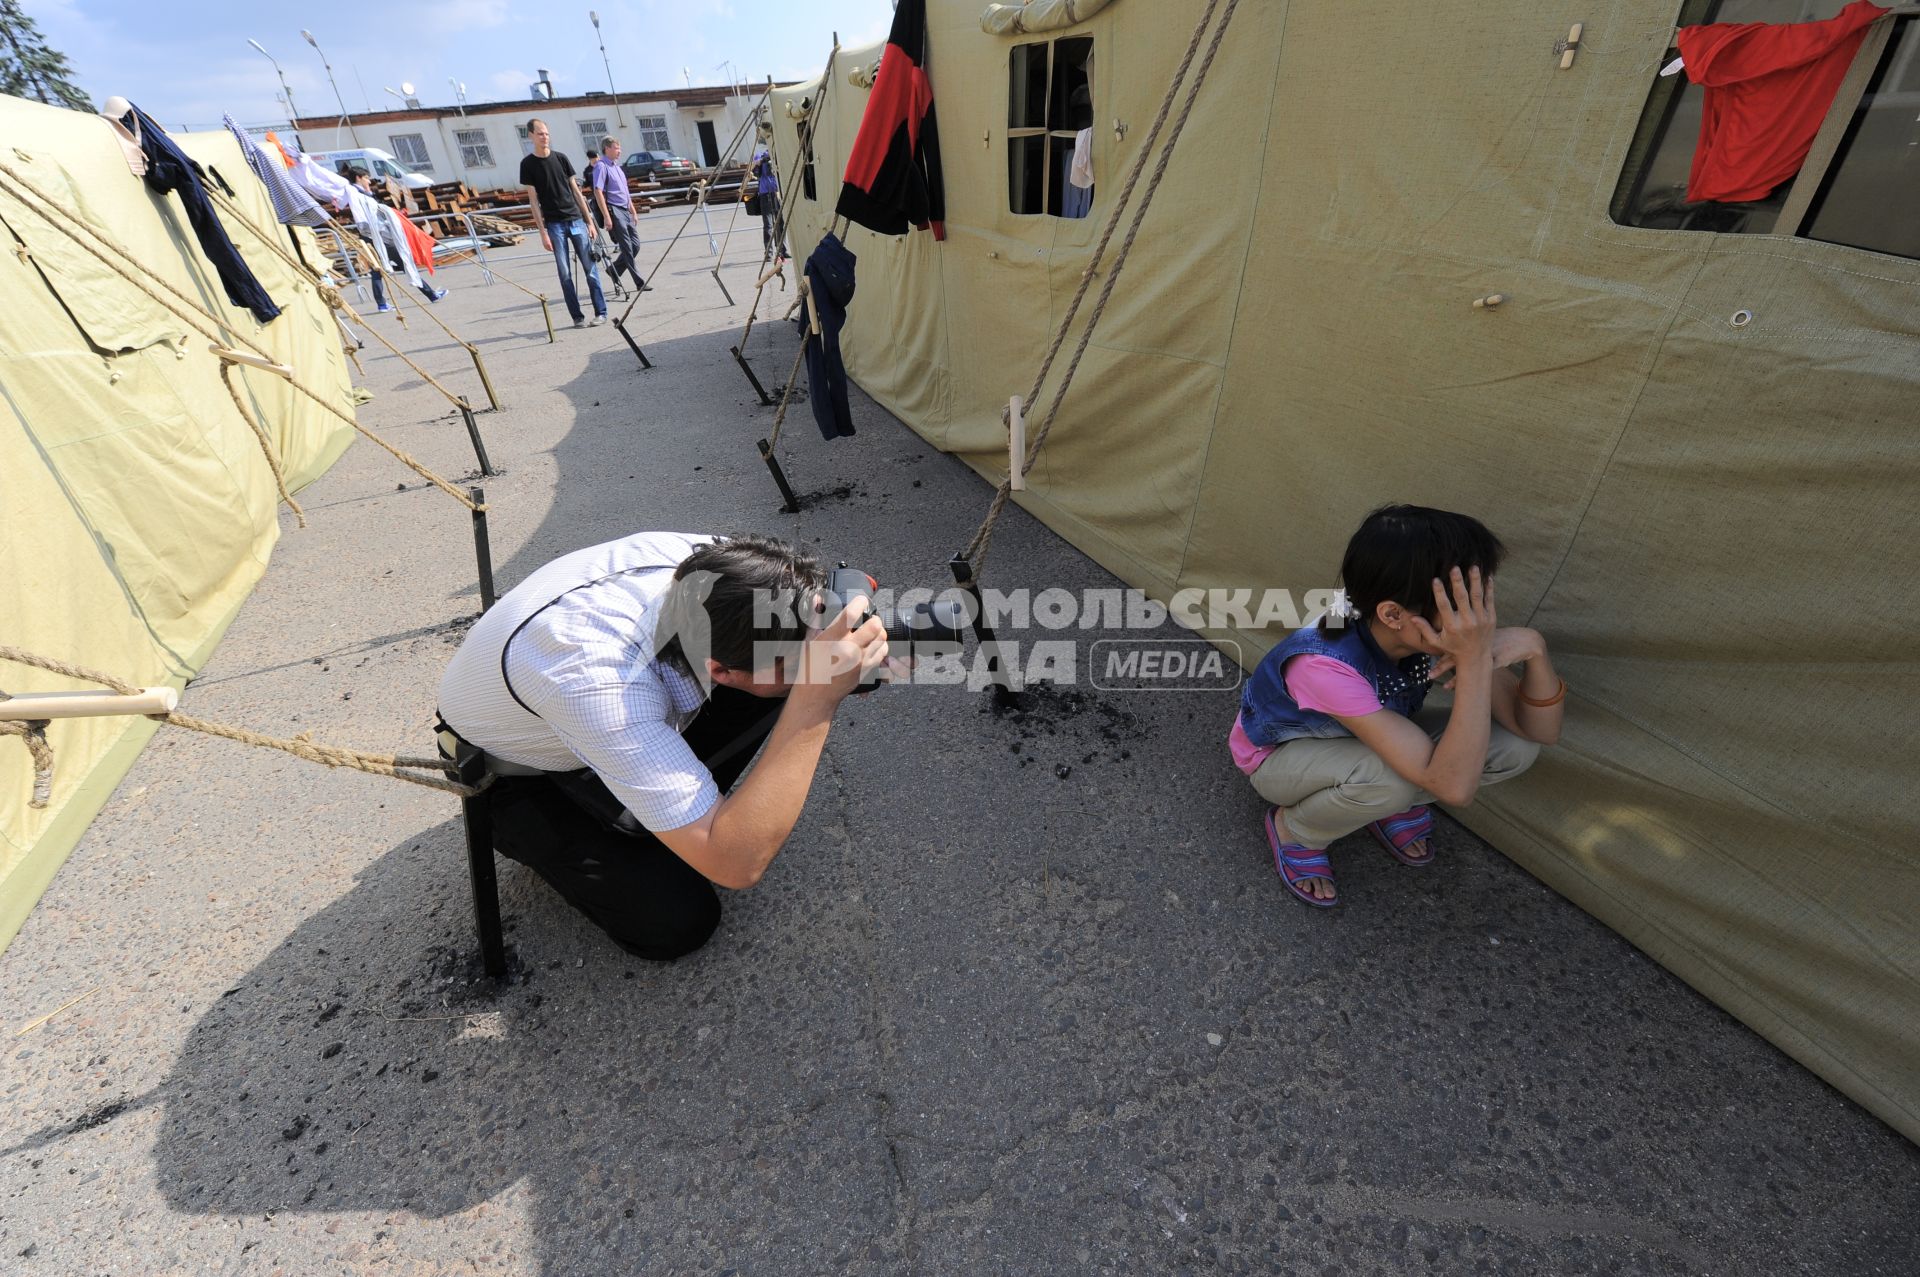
[824, 565, 969, 688]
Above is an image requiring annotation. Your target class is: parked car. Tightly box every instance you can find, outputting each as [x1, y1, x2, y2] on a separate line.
[621, 150, 697, 183]
[309, 148, 434, 191]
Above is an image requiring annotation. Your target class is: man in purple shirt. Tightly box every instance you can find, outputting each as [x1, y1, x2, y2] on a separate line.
[591, 135, 646, 293]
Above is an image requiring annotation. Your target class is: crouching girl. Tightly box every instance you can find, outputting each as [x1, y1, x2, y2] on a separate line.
[1230, 505, 1565, 907]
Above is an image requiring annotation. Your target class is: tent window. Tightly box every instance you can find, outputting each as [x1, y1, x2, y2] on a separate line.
[1611, 1, 1919, 260]
[1008, 36, 1094, 217]
[389, 133, 433, 175]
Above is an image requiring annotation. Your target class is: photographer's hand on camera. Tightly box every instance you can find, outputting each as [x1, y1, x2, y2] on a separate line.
[791, 599, 891, 706]
[652, 599, 886, 891]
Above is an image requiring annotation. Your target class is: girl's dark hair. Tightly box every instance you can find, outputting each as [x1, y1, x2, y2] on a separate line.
[1332, 504, 1506, 630]
[657, 534, 824, 673]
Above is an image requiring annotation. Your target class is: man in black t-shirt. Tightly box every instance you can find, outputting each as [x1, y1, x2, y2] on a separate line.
[519, 118, 607, 327]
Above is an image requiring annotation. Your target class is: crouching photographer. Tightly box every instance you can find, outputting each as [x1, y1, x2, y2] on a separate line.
[436, 532, 893, 961]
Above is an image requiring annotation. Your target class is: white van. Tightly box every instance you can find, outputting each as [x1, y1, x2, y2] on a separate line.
[311, 148, 434, 191]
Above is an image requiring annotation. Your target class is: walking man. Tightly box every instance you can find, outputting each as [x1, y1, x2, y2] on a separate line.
[591, 135, 646, 293]
[519, 118, 606, 328]
[750, 141, 782, 263]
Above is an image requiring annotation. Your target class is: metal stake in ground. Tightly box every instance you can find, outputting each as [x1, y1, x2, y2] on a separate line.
[470, 486, 497, 611]
[459, 402, 498, 477]
[454, 740, 508, 979]
[731, 346, 773, 404]
[949, 554, 1016, 704]
[612, 318, 654, 369]
[468, 345, 502, 411]
[757, 439, 800, 513]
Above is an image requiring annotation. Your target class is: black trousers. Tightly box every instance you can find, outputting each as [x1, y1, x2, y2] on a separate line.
[488, 687, 780, 961]
[759, 191, 782, 260]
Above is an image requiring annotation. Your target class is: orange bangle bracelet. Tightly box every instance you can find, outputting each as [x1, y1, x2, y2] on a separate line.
[1519, 677, 1566, 708]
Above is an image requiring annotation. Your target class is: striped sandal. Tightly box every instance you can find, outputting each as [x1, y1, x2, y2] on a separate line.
[1264, 807, 1337, 907]
[1367, 806, 1435, 867]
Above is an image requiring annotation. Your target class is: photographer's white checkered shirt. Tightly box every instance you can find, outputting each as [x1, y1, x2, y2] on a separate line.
[437, 532, 721, 832]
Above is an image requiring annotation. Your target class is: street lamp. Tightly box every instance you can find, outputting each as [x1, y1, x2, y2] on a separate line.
[588, 11, 626, 128]
[246, 38, 303, 146]
[300, 29, 360, 145]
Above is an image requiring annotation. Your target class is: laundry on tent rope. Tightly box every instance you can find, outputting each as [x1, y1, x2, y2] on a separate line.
[0, 645, 484, 802]
[959, 0, 1244, 576]
[206, 183, 495, 414]
[763, 215, 848, 457]
[0, 158, 483, 515]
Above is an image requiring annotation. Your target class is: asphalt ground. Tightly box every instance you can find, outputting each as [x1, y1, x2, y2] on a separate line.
[3, 213, 1917, 1276]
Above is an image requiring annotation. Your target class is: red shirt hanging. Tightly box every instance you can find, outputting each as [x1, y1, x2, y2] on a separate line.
[1678, 0, 1887, 203]
[837, 0, 946, 240]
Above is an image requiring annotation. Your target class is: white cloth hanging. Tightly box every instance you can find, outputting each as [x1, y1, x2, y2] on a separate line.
[342, 187, 422, 289]
[1070, 128, 1095, 189]
[291, 153, 354, 210]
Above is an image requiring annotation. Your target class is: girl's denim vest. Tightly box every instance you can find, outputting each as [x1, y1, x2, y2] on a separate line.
[1239, 621, 1432, 748]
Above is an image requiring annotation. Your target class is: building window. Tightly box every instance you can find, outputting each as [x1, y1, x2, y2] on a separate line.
[577, 119, 609, 159]
[637, 114, 671, 151]
[516, 125, 535, 156]
[455, 128, 494, 169]
[1612, 0, 1919, 260]
[389, 132, 433, 174]
[1007, 36, 1093, 217]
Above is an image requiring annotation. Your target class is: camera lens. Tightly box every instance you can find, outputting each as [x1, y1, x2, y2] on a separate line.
[882, 598, 967, 649]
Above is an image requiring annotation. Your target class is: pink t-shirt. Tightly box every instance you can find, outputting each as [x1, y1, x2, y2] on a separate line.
[1228, 655, 1383, 776]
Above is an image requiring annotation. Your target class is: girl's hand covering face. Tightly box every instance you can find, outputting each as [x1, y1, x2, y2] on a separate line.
[1405, 566, 1496, 667]
[1428, 625, 1543, 689]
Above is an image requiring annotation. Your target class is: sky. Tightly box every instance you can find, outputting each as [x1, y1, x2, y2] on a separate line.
[20, 0, 897, 132]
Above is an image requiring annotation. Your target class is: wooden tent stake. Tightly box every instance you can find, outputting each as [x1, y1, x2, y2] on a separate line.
[0, 687, 178, 721]
[1008, 395, 1027, 491]
[210, 344, 292, 379]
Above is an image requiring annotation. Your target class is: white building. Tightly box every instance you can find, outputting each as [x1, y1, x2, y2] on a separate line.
[289, 80, 772, 189]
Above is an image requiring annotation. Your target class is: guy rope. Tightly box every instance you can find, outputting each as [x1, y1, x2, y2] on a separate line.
[746, 40, 847, 508]
[0, 157, 483, 515]
[0, 646, 483, 808]
[956, 0, 1243, 578]
[613, 86, 774, 335]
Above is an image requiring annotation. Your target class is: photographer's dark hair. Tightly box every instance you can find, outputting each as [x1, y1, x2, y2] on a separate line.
[1330, 504, 1506, 631]
[658, 534, 824, 673]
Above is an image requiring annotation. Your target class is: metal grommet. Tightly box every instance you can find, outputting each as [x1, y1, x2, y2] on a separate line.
[1730, 309, 1753, 328]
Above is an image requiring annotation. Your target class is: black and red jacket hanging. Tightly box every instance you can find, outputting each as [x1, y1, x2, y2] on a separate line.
[836, 0, 946, 240]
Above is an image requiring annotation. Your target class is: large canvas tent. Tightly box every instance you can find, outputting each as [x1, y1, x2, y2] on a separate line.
[0, 95, 356, 949]
[771, 1, 1920, 1140]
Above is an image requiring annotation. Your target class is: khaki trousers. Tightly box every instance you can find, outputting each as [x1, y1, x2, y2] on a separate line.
[1248, 712, 1540, 849]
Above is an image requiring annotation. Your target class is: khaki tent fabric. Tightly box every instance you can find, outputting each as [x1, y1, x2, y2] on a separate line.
[773, 1, 1920, 1141]
[0, 95, 355, 950]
